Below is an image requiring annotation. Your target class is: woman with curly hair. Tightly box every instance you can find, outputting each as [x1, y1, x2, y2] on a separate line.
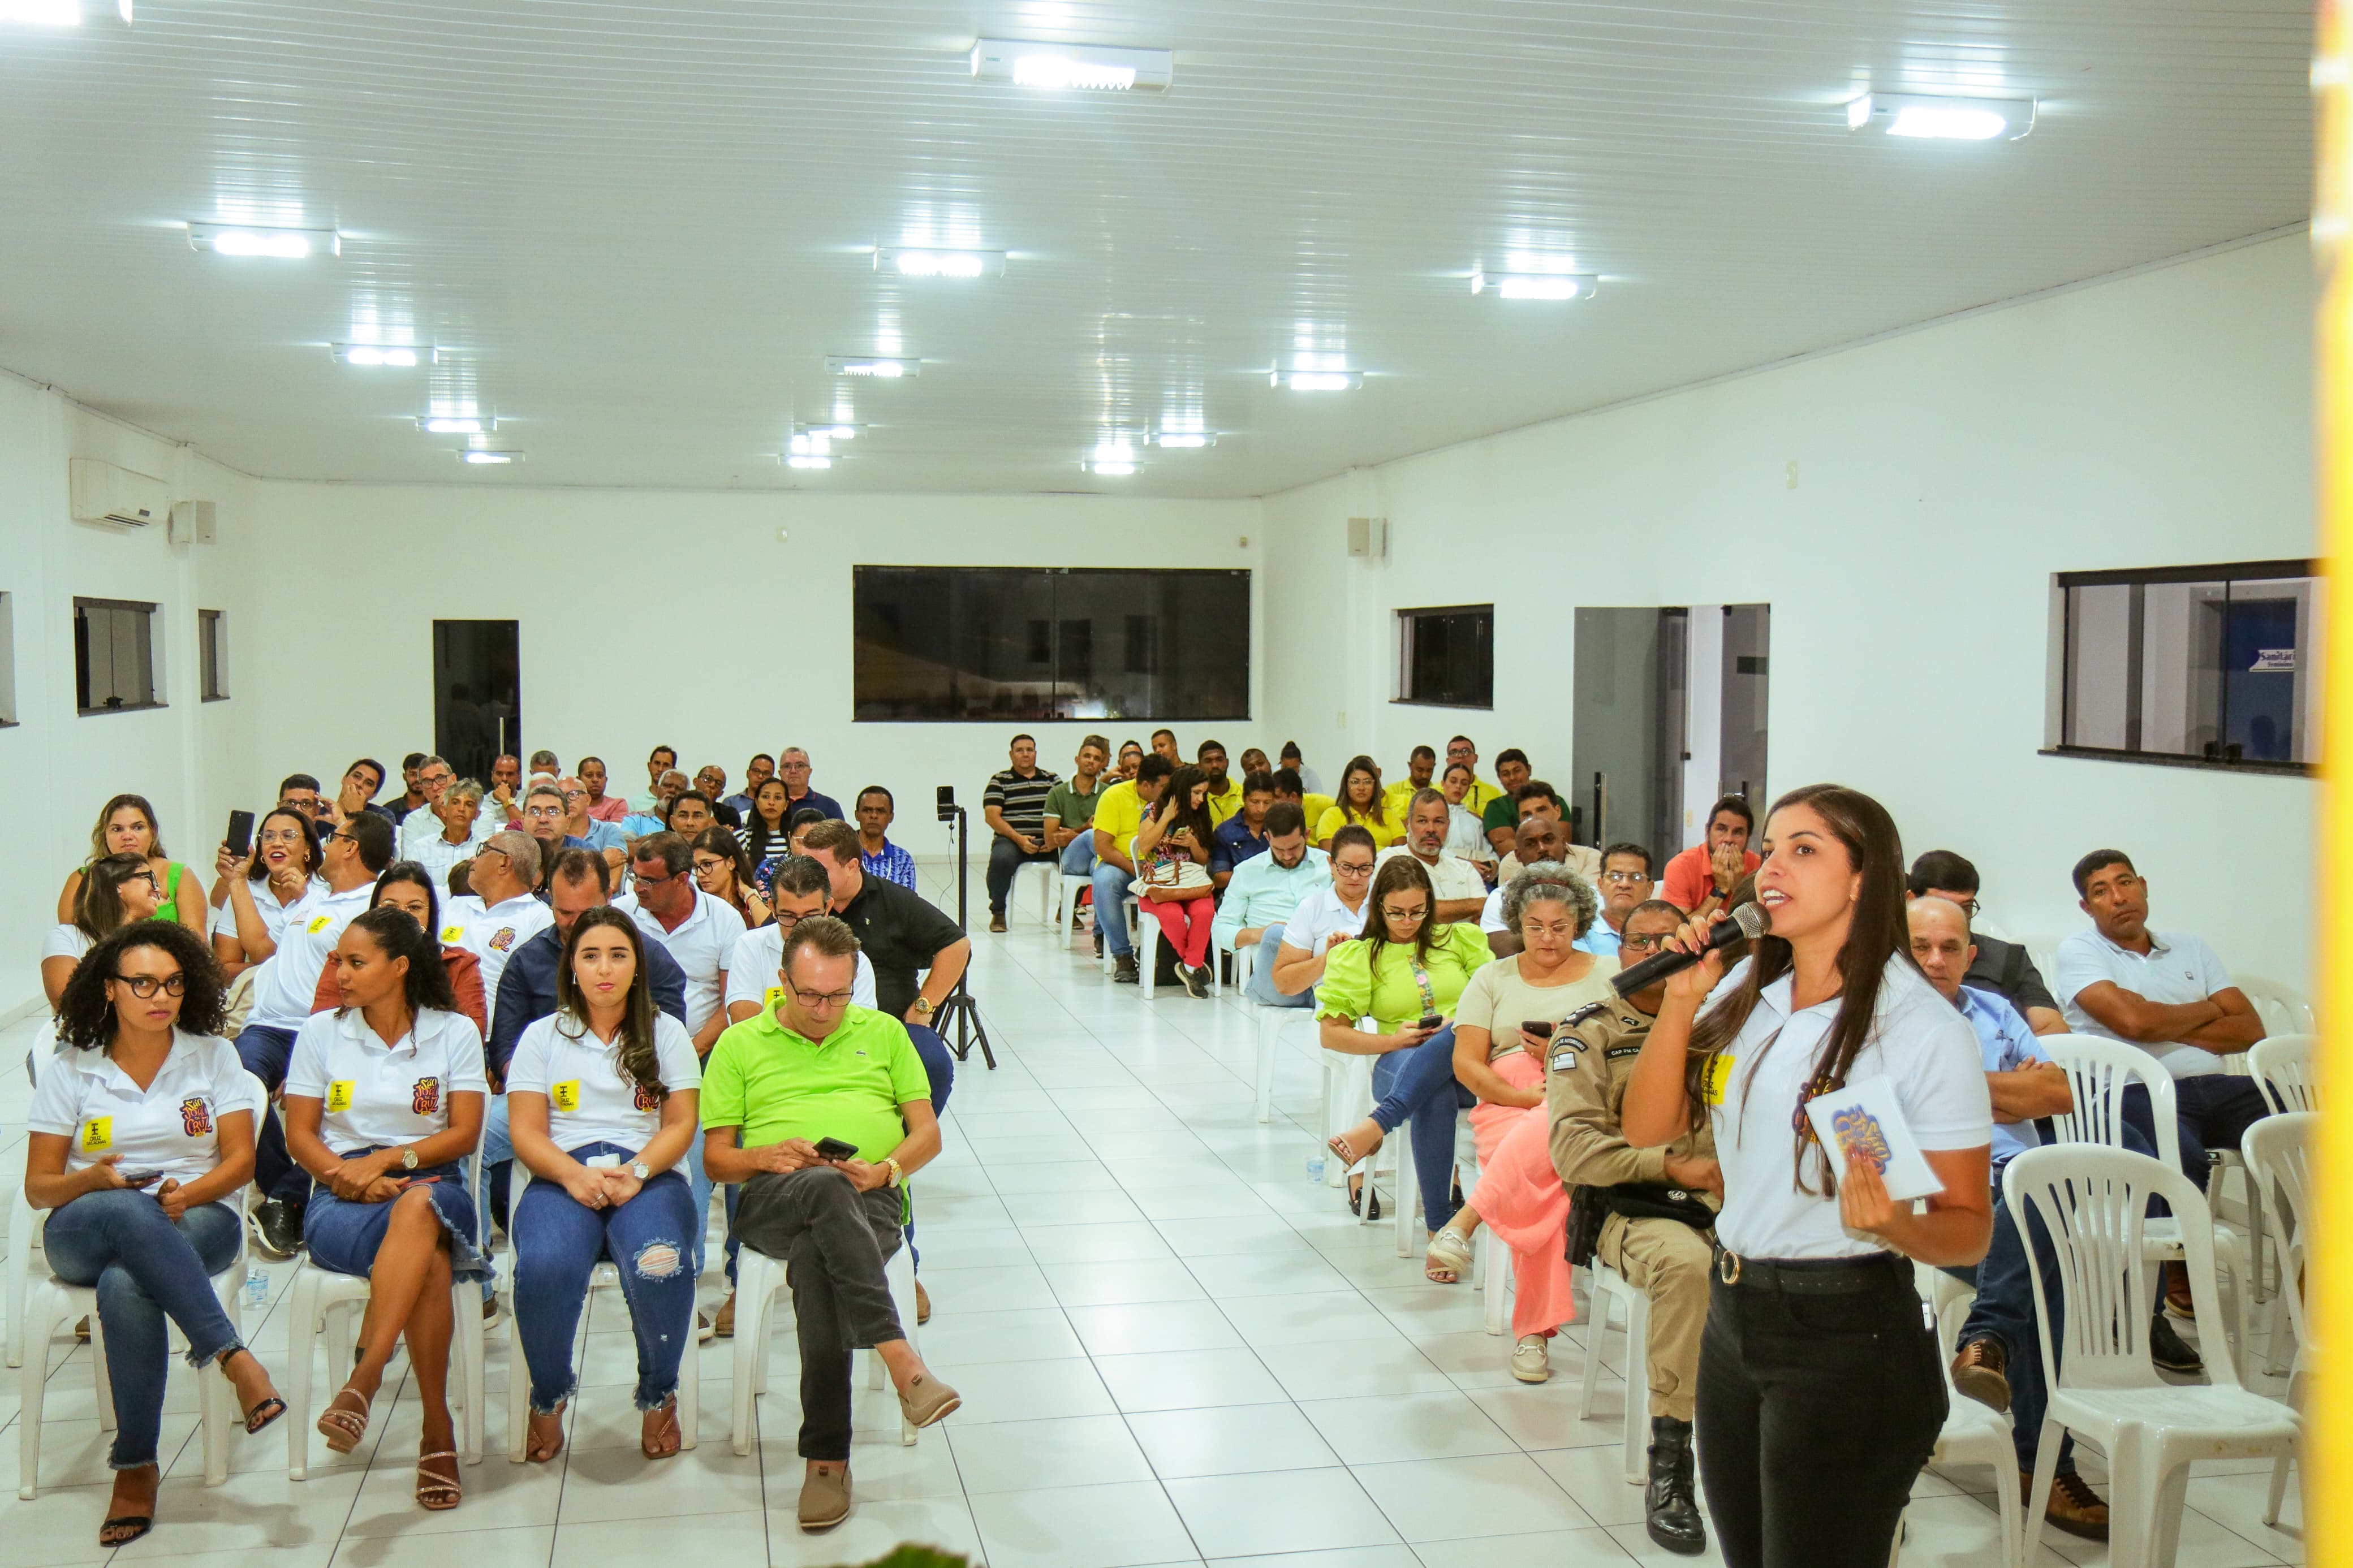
[25, 923, 286, 1547]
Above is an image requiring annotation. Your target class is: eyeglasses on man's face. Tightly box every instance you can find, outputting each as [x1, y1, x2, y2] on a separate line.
[1602, 869, 1652, 886]
[113, 973, 187, 997]
[1620, 932, 1673, 954]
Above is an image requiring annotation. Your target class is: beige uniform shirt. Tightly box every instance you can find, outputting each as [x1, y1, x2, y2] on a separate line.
[1546, 998, 1717, 1199]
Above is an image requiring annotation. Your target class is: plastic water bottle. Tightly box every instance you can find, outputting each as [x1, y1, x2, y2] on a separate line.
[1306, 1152, 1326, 1183]
[242, 1267, 270, 1312]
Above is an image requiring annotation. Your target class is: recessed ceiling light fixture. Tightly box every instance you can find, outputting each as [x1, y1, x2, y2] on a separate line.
[827, 355, 919, 378]
[459, 449, 520, 465]
[1086, 435, 1139, 476]
[186, 222, 341, 258]
[1471, 270, 1598, 301]
[972, 38, 1172, 91]
[876, 247, 1007, 279]
[1272, 368, 1362, 392]
[1846, 91, 2036, 141]
[1150, 429, 1216, 448]
[796, 421, 860, 440]
[417, 413, 495, 434]
[332, 342, 429, 367]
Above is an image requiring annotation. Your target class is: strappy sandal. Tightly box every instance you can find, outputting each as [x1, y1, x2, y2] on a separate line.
[99, 1514, 153, 1548]
[1425, 1225, 1473, 1285]
[416, 1450, 463, 1511]
[1346, 1176, 1382, 1221]
[524, 1408, 566, 1464]
[242, 1393, 289, 1435]
[317, 1385, 372, 1453]
[640, 1396, 682, 1459]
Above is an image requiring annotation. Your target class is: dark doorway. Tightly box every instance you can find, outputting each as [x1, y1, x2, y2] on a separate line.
[433, 620, 518, 783]
[1719, 604, 1770, 803]
[1570, 607, 1687, 859]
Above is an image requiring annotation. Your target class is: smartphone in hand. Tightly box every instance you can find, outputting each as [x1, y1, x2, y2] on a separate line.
[813, 1137, 860, 1163]
[1522, 1020, 1557, 1039]
[1417, 1014, 1443, 1033]
[225, 809, 255, 859]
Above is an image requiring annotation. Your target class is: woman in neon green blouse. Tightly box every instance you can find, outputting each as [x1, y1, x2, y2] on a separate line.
[1317, 857, 1492, 1233]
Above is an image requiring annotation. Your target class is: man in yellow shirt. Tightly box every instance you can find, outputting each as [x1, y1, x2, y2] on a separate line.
[1275, 768, 1333, 836]
[1090, 754, 1173, 984]
[1197, 739, 1244, 824]
[1382, 746, 1438, 817]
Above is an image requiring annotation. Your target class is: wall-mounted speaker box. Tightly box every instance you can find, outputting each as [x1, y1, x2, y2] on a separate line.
[1346, 516, 1388, 559]
[170, 500, 217, 544]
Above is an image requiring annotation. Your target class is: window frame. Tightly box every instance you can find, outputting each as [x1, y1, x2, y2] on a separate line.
[199, 607, 229, 702]
[2044, 558, 2317, 777]
[1393, 603, 1497, 711]
[0, 590, 16, 727]
[73, 595, 165, 717]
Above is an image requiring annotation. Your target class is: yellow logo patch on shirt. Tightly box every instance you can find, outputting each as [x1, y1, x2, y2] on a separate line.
[550, 1080, 581, 1112]
[307, 915, 334, 934]
[80, 1116, 112, 1152]
[441, 925, 465, 944]
[1701, 1055, 1735, 1108]
[326, 1080, 356, 1112]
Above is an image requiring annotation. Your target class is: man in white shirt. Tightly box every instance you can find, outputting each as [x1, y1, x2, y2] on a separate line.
[614, 832, 746, 1057]
[396, 755, 456, 846]
[236, 809, 395, 1258]
[1483, 815, 1608, 954]
[1270, 824, 1378, 1003]
[406, 777, 495, 885]
[2054, 848, 2269, 1320]
[1376, 789, 1487, 923]
[1209, 804, 1330, 1009]
[1493, 791, 1604, 886]
[438, 830, 552, 1030]
[725, 856, 877, 1024]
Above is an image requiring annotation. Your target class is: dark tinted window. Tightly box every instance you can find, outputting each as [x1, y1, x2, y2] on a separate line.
[1397, 605, 1494, 709]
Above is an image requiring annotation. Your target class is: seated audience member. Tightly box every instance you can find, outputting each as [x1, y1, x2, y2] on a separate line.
[855, 787, 919, 891]
[1547, 897, 1718, 1556]
[43, 853, 166, 1009]
[788, 809, 829, 857]
[1382, 745, 1438, 817]
[723, 754, 775, 820]
[396, 758, 458, 850]
[519, 783, 580, 887]
[58, 793, 209, 935]
[507, 909, 703, 1462]
[209, 807, 325, 979]
[1197, 740, 1244, 823]
[407, 778, 493, 887]
[632, 746, 679, 813]
[27, 924, 283, 1548]
[389, 754, 431, 822]
[311, 862, 490, 1037]
[1132, 766, 1221, 997]
[283, 907, 490, 1512]
[332, 758, 390, 826]
[1318, 857, 1494, 1224]
[1911, 895, 2147, 1540]
[774, 746, 845, 822]
[1272, 766, 1335, 833]
[1575, 843, 1658, 958]
[1377, 788, 1489, 923]
[662, 789, 721, 841]
[1281, 740, 1323, 795]
[693, 766, 742, 827]
[702, 915, 960, 1532]
[1494, 784, 1601, 884]
[1659, 794, 1760, 917]
[805, 819, 960, 1110]
[1316, 754, 1404, 851]
[1907, 849, 2067, 1034]
[1150, 728, 1181, 764]
[528, 748, 563, 781]
[560, 776, 631, 866]
[982, 733, 1061, 933]
[1481, 748, 1535, 857]
[1212, 804, 1330, 1007]
[1210, 770, 1279, 887]
[579, 755, 630, 823]
[1438, 764, 1498, 870]
[1269, 826, 1378, 1003]
[727, 857, 880, 1026]
[1042, 737, 1111, 886]
[692, 826, 774, 930]
[2055, 849, 2268, 1318]
[440, 830, 551, 1025]
[237, 809, 395, 1259]
[739, 777, 794, 888]
[1238, 747, 1271, 777]
[487, 753, 524, 824]
[1114, 739, 1145, 780]
[619, 771, 691, 839]
[1443, 735, 1505, 816]
[1091, 754, 1174, 983]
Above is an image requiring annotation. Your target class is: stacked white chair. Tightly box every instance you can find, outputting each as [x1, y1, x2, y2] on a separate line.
[730, 1234, 920, 1455]
[2248, 1034, 2317, 1115]
[1891, 1285, 2022, 1568]
[2241, 1111, 2312, 1526]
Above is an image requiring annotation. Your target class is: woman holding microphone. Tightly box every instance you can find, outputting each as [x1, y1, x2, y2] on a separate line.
[1621, 784, 1991, 1568]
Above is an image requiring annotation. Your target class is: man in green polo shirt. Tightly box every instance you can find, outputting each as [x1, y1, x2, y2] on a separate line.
[702, 915, 960, 1532]
[1481, 748, 1535, 856]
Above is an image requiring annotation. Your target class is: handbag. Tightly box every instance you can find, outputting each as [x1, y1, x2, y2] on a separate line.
[1566, 1180, 1716, 1268]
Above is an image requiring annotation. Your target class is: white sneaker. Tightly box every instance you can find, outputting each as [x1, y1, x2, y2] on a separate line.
[1511, 1334, 1551, 1383]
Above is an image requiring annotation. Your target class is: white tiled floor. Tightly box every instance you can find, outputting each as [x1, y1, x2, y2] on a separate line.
[0, 874, 2309, 1566]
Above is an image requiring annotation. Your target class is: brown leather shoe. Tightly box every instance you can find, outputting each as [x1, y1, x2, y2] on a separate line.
[2035, 1470, 2110, 1541]
[1950, 1336, 2010, 1413]
[712, 1291, 736, 1339]
[915, 1278, 932, 1325]
[798, 1463, 850, 1531]
[2163, 1261, 2197, 1320]
[988, 913, 1009, 934]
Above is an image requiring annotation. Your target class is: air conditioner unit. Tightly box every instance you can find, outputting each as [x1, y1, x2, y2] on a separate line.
[170, 500, 217, 545]
[69, 459, 169, 528]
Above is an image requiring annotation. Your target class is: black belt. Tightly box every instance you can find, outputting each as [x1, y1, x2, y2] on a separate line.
[1712, 1247, 1908, 1293]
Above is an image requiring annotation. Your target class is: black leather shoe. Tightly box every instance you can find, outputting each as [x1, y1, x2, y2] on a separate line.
[1645, 1416, 1708, 1556]
[249, 1199, 304, 1260]
[2148, 1311, 2203, 1375]
[1113, 953, 1140, 984]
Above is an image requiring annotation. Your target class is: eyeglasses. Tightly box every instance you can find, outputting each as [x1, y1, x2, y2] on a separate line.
[1602, 870, 1652, 885]
[128, 871, 161, 892]
[632, 870, 677, 889]
[692, 858, 731, 876]
[524, 805, 564, 820]
[113, 973, 187, 997]
[328, 831, 357, 845]
[793, 987, 854, 1009]
[1333, 861, 1375, 878]
[1382, 905, 1429, 923]
[1621, 932, 1671, 953]
[258, 828, 306, 847]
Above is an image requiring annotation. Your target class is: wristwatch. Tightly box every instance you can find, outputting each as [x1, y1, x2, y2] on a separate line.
[912, 996, 935, 1018]
[630, 1161, 652, 1182]
[398, 1147, 419, 1172]
[884, 1157, 904, 1189]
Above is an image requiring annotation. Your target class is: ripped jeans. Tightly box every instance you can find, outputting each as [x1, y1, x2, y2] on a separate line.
[511, 1141, 699, 1413]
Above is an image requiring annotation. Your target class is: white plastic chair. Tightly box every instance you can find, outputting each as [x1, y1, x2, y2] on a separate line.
[1098, 895, 1140, 977]
[2041, 1038, 2252, 1356]
[2241, 1114, 2313, 1507]
[1017, 859, 1059, 927]
[5, 1020, 63, 1369]
[17, 1187, 251, 1498]
[1896, 1287, 2022, 1568]
[2248, 1034, 2317, 1114]
[1053, 869, 1094, 941]
[503, 1168, 698, 1461]
[1136, 901, 1219, 1001]
[730, 1229, 920, 1455]
[1575, 1260, 1650, 1485]
[2005, 1144, 2298, 1568]
[2233, 975, 2314, 1036]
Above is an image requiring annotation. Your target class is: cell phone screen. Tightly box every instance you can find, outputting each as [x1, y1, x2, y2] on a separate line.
[814, 1137, 859, 1162]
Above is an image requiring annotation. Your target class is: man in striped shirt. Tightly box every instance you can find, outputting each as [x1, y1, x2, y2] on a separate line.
[982, 733, 1061, 932]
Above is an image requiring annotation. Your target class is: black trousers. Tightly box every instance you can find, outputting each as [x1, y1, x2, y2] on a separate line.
[1695, 1255, 1946, 1568]
[985, 834, 1057, 915]
[733, 1168, 906, 1461]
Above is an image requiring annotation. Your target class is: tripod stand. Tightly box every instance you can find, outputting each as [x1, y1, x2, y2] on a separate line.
[933, 799, 997, 1070]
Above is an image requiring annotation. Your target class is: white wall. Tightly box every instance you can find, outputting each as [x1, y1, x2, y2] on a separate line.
[1262, 234, 2317, 987]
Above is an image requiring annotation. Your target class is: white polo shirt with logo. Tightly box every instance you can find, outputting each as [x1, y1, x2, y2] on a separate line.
[209, 876, 326, 949]
[245, 883, 377, 1033]
[506, 1011, 703, 1154]
[2054, 927, 2239, 1080]
[722, 925, 878, 1016]
[441, 893, 554, 1027]
[613, 888, 747, 1033]
[285, 1005, 490, 1151]
[29, 1031, 267, 1187]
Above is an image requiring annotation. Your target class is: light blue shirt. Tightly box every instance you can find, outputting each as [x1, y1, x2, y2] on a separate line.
[1212, 846, 1331, 953]
[1577, 923, 1622, 957]
[1955, 984, 2049, 1168]
[575, 818, 628, 854]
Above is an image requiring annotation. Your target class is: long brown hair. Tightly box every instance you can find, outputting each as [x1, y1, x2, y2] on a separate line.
[1153, 766, 1218, 850]
[553, 906, 668, 1104]
[88, 793, 166, 862]
[1358, 854, 1441, 969]
[1688, 783, 1911, 1196]
[75, 852, 159, 940]
[1336, 755, 1390, 827]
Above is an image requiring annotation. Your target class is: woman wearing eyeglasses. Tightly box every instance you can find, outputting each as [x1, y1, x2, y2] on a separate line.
[210, 806, 325, 978]
[692, 826, 773, 929]
[507, 908, 702, 1462]
[1313, 755, 1403, 852]
[42, 853, 164, 1010]
[25, 923, 285, 1547]
[57, 793, 209, 937]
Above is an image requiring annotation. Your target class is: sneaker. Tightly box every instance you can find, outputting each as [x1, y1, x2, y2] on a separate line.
[2163, 1260, 2197, 1320]
[712, 1291, 736, 1339]
[1179, 963, 1209, 999]
[915, 1279, 932, 1326]
[2035, 1470, 2111, 1541]
[481, 1297, 502, 1329]
[1113, 953, 1140, 985]
[1949, 1335, 2010, 1413]
[696, 1310, 715, 1344]
[1511, 1334, 1550, 1383]
[988, 913, 1009, 934]
[2148, 1310, 2203, 1374]
[249, 1198, 303, 1260]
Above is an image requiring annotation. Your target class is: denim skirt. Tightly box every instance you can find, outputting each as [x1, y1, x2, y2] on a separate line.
[304, 1154, 492, 1283]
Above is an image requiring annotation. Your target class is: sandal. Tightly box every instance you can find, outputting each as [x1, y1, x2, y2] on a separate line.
[640, 1396, 682, 1459]
[317, 1385, 372, 1454]
[242, 1393, 289, 1435]
[99, 1514, 154, 1548]
[1426, 1225, 1473, 1285]
[524, 1407, 566, 1464]
[416, 1450, 463, 1511]
[1346, 1178, 1382, 1222]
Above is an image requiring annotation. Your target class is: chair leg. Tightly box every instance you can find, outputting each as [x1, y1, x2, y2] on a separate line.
[676, 1354, 700, 1452]
[1253, 1010, 1278, 1124]
[1992, 1450, 2023, 1568]
[2022, 1420, 2064, 1568]
[1621, 1289, 1649, 1485]
[18, 1285, 70, 1498]
[1482, 1232, 1508, 1337]
[729, 1255, 770, 1457]
[506, 1285, 531, 1462]
[456, 1282, 485, 1464]
[3, 1217, 29, 1370]
[1575, 1280, 1608, 1422]
[2264, 1452, 2292, 1527]
[1140, 918, 1160, 1000]
[287, 1271, 322, 1480]
[1394, 1127, 1417, 1255]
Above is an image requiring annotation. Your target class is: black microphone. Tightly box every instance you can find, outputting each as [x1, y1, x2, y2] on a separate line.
[1611, 901, 1772, 998]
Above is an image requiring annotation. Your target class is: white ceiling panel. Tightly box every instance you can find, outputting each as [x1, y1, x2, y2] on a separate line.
[0, 1, 2312, 495]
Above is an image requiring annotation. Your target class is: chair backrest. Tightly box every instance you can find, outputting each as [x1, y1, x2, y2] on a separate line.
[2234, 974, 2315, 1036]
[2240, 1112, 2315, 1351]
[2248, 1033, 2318, 1113]
[2003, 1143, 2242, 1394]
[2041, 1036, 2179, 1169]
[2012, 934, 2064, 992]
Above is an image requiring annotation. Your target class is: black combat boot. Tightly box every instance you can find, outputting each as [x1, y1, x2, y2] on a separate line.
[1645, 1415, 1706, 1556]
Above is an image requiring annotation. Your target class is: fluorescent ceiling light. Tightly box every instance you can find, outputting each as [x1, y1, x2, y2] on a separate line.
[460, 450, 520, 465]
[827, 355, 919, 378]
[972, 38, 1172, 91]
[1272, 368, 1363, 392]
[876, 247, 1006, 279]
[786, 455, 833, 470]
[1151, 430, 1216, 448]
[187, 222, 341, 258]
[331, 342, 428, 367]
[1471, 270, 1598, 301]
[797, 422, 859, 440]
[1086, 460, 1136, 476]
[417, 413, 495, 434]
[788, 431, 833, 458]
[1, 1, 81, 23]
[1846, 92, 2036, 141]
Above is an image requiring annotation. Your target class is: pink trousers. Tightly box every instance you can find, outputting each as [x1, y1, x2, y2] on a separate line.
[1143, 895, 1215, 966]
[1467, 1050, 1578, 1340]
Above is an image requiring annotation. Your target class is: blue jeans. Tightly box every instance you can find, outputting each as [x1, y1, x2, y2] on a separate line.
[1059, 835, 1097, 876]
[1244, 925, 1311, 1009]
[1367, 1026, 1469, 1229]
[234, 1023, 308, 1207]
[512, 1142, 699, 1413]
[1092, 861, 1136, 956]
[481, 1094, 514, 1301]
[2122, 1074, 2272, 1192]
[44, 1192, 243, 1470]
